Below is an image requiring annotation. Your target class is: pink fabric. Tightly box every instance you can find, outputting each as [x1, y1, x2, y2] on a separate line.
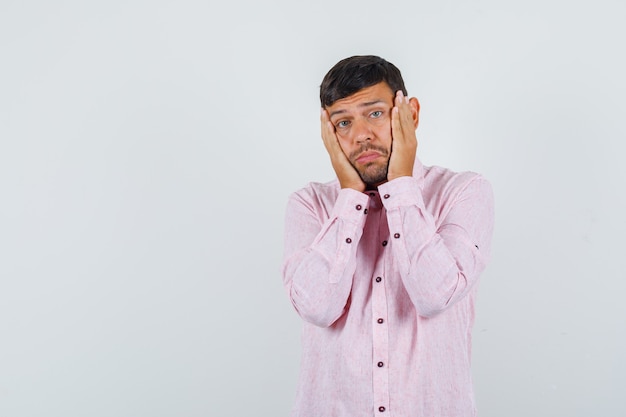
[282, 158, 495, 417]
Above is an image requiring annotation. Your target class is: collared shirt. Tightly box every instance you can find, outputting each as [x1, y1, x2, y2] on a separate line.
[281, 158, 495, 417]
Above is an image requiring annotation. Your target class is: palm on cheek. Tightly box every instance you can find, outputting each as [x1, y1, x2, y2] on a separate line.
[320, 109, 366, 192]
[388, 91, 418, 181]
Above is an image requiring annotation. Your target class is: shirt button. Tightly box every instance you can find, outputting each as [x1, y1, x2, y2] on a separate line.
[377, 318, 384, 324]
[375, 277, 382, 283]
[356, 204, 362, 210]
[377, 361, 384, 367]
[379, 406, 386, 412]
[346, 238, 352, 244]
[382, 240, 388, 246]
[364, 208, 368, 214]
[383, 194, 390, 199]
[369, 192, 376, 197]
[394, 233, 400, 238]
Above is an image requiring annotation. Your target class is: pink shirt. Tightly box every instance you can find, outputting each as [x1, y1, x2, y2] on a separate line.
[282, 158, 495, 417]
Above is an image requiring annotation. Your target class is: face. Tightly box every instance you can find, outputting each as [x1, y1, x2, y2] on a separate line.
[326, 82, 396, 187]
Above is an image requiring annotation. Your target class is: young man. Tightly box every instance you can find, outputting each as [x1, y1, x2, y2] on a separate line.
[282, 55, 494, 417]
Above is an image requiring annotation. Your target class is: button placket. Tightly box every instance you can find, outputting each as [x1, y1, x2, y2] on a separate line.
[367, 195, 389, 414]
[372, 274, 390, 415]
[371, 220, 390, 415]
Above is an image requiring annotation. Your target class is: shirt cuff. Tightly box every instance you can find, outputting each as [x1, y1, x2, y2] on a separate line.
[378, 176, 425, 210]
[329, 188, 371, 221]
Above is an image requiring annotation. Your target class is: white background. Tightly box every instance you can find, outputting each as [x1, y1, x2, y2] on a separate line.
[1, 0, 625, 416]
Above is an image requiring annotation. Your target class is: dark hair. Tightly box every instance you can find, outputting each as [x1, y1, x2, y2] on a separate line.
[320, 55, 407, 107]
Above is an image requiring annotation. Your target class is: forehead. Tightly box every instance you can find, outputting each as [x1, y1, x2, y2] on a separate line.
[327, 82, 395, 115]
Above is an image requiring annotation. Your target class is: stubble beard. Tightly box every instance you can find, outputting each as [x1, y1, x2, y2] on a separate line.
[349, 144, 390, 188]
[358, 161, 389, 188]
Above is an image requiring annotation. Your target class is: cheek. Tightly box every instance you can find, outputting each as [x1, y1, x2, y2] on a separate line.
[371, 116, 391, 132]
[336, 135, 353, 153]
[372, 123, 393, 147]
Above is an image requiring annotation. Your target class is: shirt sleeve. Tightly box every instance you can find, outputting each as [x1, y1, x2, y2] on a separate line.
[378, 175, 495, 317]
[281, 187, 370, 327]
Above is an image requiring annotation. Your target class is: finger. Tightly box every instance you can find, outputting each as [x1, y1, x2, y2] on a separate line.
[392, 91, 405, 141]
[320, 109, 336, 145]
[394, 90, 404, 107]
[401, 96, 413, 130]
[396, 92, 411, 124]
[320, 108, 346, 159]
[320, 108, 332, 135]
[393, 91, 415, 140]
[392, 105, 402, 141]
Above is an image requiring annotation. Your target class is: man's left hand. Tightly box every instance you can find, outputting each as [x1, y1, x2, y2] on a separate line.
[388, 90, 419, 181]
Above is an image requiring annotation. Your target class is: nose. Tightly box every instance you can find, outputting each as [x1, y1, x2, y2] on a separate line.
[352, 119, 372, 144]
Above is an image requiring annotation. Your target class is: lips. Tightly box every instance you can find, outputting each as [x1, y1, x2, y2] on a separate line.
[356, 151, 382, 164]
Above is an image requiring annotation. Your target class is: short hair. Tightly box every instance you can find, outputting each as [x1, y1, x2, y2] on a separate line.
[320, 55, 407, 107]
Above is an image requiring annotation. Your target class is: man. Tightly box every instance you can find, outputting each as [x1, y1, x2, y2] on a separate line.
[282, 55, 494, 417]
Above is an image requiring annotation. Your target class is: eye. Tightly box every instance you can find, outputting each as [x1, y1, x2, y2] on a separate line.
[336, 120, 350, 128]
[370, 110, 383, 118]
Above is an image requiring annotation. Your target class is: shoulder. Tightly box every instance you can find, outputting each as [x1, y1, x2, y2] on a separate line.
[423, 164, 490, 192]
[287, 179, 341, 216]
[421, 165, 492, 211]
[423, 164, 484, 186]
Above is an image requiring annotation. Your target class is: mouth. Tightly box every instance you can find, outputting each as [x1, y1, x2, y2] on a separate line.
[355, 151, 382, 164]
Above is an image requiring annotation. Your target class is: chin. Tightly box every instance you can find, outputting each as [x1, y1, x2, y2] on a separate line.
[359, 166, 388, 187]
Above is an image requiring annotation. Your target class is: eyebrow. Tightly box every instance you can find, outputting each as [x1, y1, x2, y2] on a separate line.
[329, 99, 386, 118]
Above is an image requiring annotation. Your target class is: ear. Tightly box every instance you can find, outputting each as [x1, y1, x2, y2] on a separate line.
[409, 97, 420, 129]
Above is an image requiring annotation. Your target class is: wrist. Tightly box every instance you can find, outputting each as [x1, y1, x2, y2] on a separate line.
[387, 171, 413, 182]
[340, 182, 366, 192]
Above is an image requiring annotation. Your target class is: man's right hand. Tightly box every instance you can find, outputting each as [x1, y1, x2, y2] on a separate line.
[321, 109, 366, 192]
